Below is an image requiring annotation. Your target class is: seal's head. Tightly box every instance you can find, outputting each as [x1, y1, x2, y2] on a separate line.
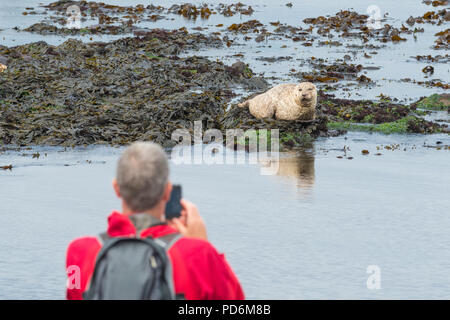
[296, 82, 317, 108]
[0, 64, 7, 73]
[66, 5, 81, 19]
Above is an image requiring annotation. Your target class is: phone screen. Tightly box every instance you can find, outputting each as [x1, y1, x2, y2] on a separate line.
[165, 185, 182, 220]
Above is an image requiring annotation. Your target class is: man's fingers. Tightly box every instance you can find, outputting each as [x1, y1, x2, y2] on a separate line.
[176, 199, 207, 240]
[168, 218, 187, 235]
[180, 199, 191, 212]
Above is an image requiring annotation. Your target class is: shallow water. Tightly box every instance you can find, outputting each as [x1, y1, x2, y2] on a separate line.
[0, 131, 449, 299]
[1, 0, 449, 101]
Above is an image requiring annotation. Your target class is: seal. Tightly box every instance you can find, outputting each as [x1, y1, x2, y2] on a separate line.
[238, 82, 317, 121]
[0, 63, 7, 73]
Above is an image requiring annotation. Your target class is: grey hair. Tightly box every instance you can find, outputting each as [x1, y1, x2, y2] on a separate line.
[116, 142, 169, 212]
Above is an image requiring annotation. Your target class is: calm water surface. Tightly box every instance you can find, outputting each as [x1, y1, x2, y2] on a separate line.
[0, 132, 449, 299]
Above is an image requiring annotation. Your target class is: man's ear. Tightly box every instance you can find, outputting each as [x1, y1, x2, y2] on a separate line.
[162, 182, 173, 202]
[112, 178, 121, 199]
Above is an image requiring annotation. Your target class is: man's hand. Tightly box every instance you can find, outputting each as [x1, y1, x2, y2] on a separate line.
[168, 199, 208, 241]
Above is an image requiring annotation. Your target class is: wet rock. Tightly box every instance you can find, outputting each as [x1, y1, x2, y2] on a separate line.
[302, 10, 424, 45]
[217, 3, 254, 16]
[291, 58, 367, 84]
[423, 0, 449, 7]
[445, 10, 450, 21]
[413, 93, 450, 110]
[320, 91, 447, 133]
[24, 22, 136, 36]
[256, 56, 293, 63]
[0, 55, 9, 66]
[228, 20, 264, 33]
[226, 61, 248, 77]
[220, 102, 329, 150]
[422, 65, 435, 74]
[400, 77, 449, 89]
[406, 16, 416, 26]
[434, 28, 450, 50]
[224, 61, 268, 91]
[166, 3, 253, 19]
[241, 77, 269, 91]
[414, 54, 450, 63]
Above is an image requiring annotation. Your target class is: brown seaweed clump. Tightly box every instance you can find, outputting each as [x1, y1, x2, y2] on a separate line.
[0, 29, 268, 147]
[221, 97, 330, 150]
[302, 10, 428, 44]
[318, 92, 447, 134]
[434, 29, 450, 50]
[291, 58, 369, 84]
[24, 22, 135, 36]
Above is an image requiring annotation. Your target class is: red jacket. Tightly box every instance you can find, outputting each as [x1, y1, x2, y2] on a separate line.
[66, 211, 245, 300]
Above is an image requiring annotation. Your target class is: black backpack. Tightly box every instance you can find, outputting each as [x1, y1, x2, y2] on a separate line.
[83, 232, 181, 300]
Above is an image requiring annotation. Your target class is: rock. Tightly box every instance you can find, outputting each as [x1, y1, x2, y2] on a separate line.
[0, 56, 8, 66]
[406, 16, 415, 26]
[415, 93, 450, 110]
[227, 61, 247, 77]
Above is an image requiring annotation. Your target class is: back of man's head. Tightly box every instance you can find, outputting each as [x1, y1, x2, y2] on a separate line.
[116, 142, 169, 212]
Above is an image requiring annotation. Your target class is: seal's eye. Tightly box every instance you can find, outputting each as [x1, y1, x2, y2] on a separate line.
[298, 88, 302, 91]
[309, 88, 313, 91]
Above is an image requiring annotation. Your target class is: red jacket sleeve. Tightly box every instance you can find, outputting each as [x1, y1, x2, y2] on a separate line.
[169, 238, 245, 300]
[66, 237, 101, 300]
[212, 252, 245, 300]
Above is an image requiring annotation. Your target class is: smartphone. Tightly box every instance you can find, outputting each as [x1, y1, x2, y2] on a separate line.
[165, 185, 182, 220]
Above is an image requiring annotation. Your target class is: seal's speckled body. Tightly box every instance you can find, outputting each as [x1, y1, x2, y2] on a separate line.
[238, 82, 317, 121]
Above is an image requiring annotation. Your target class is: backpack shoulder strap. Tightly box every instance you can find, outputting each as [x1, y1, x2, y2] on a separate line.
[97, 230, 181, 251]
[154, 233, 182, 251]
[97, 231, 110, 245]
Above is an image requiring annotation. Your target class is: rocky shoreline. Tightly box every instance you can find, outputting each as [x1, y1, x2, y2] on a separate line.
[0, 30, 267, 147]
[0, 25, 448, 150]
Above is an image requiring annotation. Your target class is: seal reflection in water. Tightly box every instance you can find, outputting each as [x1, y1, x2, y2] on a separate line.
[238, 82, 317, 121]
[260, 149, 315, 195]
[0, 64, 7, 73]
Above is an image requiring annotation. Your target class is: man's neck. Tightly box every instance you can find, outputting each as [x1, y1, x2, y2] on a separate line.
[122, 203, 165, 221]
[128, 213, 164, 233]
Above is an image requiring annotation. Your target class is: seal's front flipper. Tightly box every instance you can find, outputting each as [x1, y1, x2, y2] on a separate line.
[238, 101, 249, 108]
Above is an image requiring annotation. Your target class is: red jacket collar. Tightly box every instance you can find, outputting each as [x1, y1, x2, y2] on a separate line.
[107, 211, 178, 239]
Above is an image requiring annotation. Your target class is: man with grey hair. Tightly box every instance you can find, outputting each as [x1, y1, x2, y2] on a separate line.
[66, 142, 244, 300]
[115, 142, 171, 215]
